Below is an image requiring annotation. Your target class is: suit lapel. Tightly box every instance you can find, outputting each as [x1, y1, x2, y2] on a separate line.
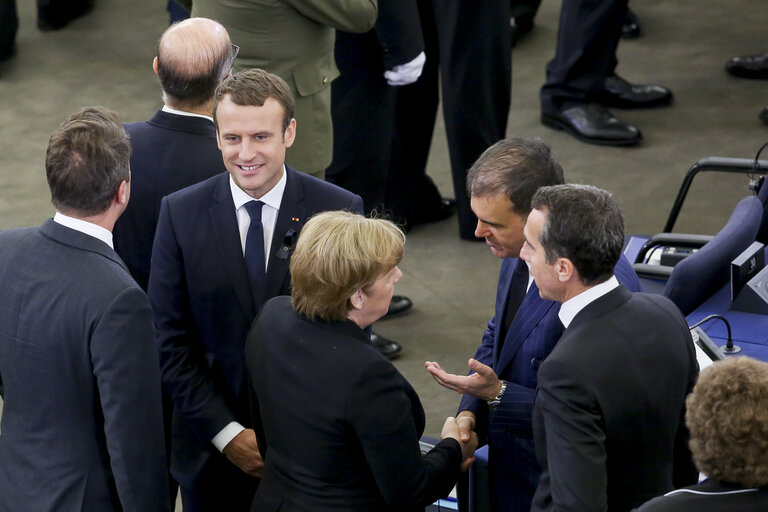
[264, 167, 306, 299]
[207, 174, 255, 318]
[495, 279, 557, 377]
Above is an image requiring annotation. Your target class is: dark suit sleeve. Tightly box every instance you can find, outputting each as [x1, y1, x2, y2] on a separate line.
[374, 0, 424, 70]
[92, 286, 170, 512]
[537, 357, 608, 512]
[283, 0, 377, 33]
[348, 358, 462, 506]
[149, 198, 237, 445]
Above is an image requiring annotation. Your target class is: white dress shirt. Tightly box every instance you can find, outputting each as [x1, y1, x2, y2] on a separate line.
[558, 275, 620, 329]
[211, 167, 287, 452]
[161, 104, 214, 122]
[53, 212, 114, 249]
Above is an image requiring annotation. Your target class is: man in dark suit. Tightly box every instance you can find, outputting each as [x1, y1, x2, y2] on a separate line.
[114, 17, 231, 291]
[425, 139, 641, 512]
[0, 107, 169, 511]
[148, 68, 363, 512]
[540, 0, 672, 146]
[520, 184, 698, 512]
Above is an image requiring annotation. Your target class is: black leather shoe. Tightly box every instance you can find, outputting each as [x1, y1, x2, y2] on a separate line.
[386, 295, 413, 317]
[760, 106, 768, 126]
[406, 198, 456, 231]
[621, 8, 640, 39]
[726, 53, 768, 80]
[599, 74, 673, 109]
[37, 1, 94, 31]
[542, 103, 642, 146]
[371, 332, 402, 360]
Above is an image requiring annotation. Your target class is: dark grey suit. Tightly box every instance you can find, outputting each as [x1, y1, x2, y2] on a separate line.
[0, 219, 169, 512]
[532, 286, 698, 512]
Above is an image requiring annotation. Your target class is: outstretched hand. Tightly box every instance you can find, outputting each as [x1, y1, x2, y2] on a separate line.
[425, 358, 503, 402]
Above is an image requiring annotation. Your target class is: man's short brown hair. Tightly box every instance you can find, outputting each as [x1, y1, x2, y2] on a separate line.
[45, 106, 131, 217]
[212, 68, 295, 133]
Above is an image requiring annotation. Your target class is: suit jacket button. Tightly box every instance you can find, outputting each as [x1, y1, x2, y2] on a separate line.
[322, 76, 328, 85]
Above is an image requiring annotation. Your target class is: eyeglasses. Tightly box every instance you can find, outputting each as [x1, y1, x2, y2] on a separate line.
[231, 43, 240, 63]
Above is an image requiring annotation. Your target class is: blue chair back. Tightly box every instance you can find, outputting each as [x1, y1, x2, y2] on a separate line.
[664, 196, 763, 315]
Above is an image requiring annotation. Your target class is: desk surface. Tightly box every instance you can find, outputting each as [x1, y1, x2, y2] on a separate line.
[687, 284, 768, 361]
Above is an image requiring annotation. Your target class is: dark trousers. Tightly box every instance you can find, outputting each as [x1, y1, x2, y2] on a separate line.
[541, 0, 627, 112]
[178, 453, 258, 512]
[387, 0, 511, 239]
[0, 0, 17, 55]
[327, 30, 397, 216]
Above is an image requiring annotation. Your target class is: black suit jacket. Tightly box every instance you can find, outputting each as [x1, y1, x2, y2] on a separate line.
[531, 286, 699, 512]
[245, 296, 462, 512]
[148, 168, 363, 488]
[0, 220, 169, 511]
[113, 110, 225, 290]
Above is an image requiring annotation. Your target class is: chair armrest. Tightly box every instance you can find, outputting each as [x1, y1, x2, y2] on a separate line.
[632, 263, 674, 280]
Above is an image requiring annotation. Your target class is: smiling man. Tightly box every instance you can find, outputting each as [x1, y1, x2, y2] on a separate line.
[148, 68, 363, 511]
[425, 138, 641, 512]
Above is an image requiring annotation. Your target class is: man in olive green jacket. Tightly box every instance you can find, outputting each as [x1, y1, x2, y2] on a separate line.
[192, 0, 377, 179]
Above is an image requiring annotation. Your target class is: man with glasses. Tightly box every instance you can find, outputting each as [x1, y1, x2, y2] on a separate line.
[112, 17, 234, 509]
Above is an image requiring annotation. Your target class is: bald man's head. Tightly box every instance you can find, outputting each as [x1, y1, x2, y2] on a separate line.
[156, 17, 233, 109]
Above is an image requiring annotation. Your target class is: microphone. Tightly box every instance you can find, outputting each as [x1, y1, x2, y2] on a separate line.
[689, 314, 740, 354]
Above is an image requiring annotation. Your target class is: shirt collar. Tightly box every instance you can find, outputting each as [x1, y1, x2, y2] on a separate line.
[162, 104, 214, 122]
[558, 275, 619, 328]
[53, 211, 114, 249]
[228, 165, 287, 211]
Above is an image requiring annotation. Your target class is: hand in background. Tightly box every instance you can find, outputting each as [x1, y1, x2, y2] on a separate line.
[441, 415, 478, 471]
[425, 358, 503, 401]
[222, 428, 264, 478]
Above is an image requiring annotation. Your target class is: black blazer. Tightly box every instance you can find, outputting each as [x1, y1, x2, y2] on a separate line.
[531, 286, 699, 512]
[633, 479, 768, 512]
[245, 296, 462, 512]
[113, 110, 225, 290]
[148, 168, 362, 488]
[0, 220, 169, 511]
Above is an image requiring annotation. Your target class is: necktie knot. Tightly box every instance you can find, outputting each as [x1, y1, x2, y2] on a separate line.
[244, 200, 263, 222]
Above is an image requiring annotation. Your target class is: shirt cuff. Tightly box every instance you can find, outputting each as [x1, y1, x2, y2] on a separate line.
[211, 421, 245, 452]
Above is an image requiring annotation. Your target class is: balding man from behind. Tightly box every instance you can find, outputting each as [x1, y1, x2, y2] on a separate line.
[113, 17, 233, 291]
[111, 18, 234, 508]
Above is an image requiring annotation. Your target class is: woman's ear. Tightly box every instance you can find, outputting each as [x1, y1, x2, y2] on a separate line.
[349, 289, 365, 310]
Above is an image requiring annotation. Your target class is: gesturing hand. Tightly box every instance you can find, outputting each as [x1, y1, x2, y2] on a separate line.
[425, 358, 503, 402]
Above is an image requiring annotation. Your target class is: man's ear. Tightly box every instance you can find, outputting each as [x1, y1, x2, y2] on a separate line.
[283, 118, 297, 148]
[556, 257, 575, 283]
[152, 56, 159, 76]
[117, 180, 130, 206]
[349, 289, 365, 310]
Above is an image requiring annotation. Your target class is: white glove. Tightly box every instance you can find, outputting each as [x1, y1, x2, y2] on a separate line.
[384, 51, 426, 86]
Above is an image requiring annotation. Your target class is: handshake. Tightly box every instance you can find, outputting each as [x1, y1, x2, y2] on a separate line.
[440, 413, 478, 471]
